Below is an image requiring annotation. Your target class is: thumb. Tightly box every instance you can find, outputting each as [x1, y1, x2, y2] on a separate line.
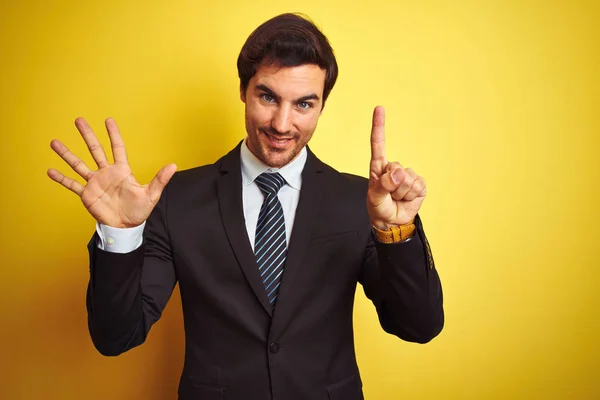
[148, 163, 177, 203]
[368, 168, 405, 204]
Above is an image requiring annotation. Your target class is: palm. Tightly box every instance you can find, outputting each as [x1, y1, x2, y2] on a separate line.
[48, 117, 176, 228]
[81, 164, 150, 227]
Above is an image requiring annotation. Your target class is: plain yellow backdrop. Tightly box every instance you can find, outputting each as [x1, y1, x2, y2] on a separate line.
[1, 1, 598, 399]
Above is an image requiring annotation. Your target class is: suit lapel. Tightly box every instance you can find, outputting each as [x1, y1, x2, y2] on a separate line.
[217, 144, 273, 317]
[271, 148, 325, 326]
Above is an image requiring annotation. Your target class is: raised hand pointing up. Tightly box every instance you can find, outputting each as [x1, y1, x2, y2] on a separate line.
[48, 118, 177, 228]
[367, 106, 427, 230]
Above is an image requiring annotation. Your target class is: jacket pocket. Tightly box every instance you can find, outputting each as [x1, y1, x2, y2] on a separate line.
[308, 230, 357, 247]
[327, 373, 363, 400]
[178, 379, 225, 400]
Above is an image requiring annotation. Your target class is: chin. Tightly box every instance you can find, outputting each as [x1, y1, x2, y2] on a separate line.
[261, 149, 295, 168]
[263, 155, 291, 168]
[247, 132, 301, 167]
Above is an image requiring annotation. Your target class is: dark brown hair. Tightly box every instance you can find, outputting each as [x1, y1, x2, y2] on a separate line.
[237, 13, 338, 105]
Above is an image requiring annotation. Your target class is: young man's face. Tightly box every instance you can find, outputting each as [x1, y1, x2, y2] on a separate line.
[241, 63, 326, 168]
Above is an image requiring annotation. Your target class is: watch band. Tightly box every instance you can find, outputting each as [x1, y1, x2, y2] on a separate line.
[372, 221, 416, 243]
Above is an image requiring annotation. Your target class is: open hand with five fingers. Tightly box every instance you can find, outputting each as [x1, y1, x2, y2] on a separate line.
[47, 118, 177, 228]
[367, 106, 427, 230]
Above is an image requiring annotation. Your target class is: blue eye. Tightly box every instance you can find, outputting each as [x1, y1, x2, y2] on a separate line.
[298, 102, 312, 110]
[261, 94, 275, 102]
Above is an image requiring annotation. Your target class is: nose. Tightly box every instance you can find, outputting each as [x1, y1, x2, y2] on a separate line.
[271, 104, 292, 134]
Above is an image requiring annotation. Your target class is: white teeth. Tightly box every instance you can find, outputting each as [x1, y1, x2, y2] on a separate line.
[267, 134, 290, 143]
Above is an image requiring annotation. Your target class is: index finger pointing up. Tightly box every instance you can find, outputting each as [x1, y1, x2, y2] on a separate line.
[370, 105, 386, 162]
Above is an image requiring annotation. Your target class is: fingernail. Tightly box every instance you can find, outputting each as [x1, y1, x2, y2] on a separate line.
[392, 169, 403, 184]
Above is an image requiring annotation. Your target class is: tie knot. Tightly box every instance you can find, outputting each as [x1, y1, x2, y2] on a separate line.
[255, 172, 286, 196]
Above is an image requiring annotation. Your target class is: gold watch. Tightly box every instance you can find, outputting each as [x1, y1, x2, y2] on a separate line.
[372, 221, 416, 243]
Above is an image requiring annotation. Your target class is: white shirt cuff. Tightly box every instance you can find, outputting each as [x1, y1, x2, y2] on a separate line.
[96, 222, 145, 254]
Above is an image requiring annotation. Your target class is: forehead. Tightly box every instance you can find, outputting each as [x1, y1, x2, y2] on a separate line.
[251, 63, 326, 98]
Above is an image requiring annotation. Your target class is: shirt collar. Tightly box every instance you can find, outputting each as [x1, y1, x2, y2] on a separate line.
[240, 138, 306, 191]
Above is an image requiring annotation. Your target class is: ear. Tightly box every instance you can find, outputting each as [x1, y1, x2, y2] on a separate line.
[240, 83, 246, 103]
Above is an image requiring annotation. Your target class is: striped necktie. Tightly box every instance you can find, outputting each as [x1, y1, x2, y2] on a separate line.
[254, 172, 287, 307]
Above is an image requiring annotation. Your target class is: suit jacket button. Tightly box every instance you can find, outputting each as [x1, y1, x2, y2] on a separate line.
[269, 342, 280, 354]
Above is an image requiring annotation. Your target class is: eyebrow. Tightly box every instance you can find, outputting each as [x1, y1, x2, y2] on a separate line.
[255, 84, 320, 103]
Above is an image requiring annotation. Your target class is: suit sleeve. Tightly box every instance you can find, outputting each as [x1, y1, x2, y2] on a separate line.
[85, 185, 177, 356]
[358, 214, 444, 343]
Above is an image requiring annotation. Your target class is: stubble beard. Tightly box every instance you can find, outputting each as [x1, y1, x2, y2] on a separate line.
[253, 135, 298, 168]
[246, 124, 305, 168]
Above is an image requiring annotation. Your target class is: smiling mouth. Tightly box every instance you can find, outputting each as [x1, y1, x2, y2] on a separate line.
[264, 131, 294, 145]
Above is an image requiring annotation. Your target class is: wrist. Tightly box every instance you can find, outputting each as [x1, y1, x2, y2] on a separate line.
[370, 218, 415, 230]
[371, 219, 416, 243]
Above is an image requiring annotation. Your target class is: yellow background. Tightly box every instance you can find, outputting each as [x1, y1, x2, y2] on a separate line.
[1, 1, 598, 399]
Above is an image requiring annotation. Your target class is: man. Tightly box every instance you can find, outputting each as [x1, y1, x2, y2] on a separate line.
[48, 13, 443, 400]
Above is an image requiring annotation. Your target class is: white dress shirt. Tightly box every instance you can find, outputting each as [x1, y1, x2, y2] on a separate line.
[96, 139, 307, 254]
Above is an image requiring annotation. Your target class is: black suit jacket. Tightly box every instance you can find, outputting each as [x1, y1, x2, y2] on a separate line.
[86, 144, 444, 400]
